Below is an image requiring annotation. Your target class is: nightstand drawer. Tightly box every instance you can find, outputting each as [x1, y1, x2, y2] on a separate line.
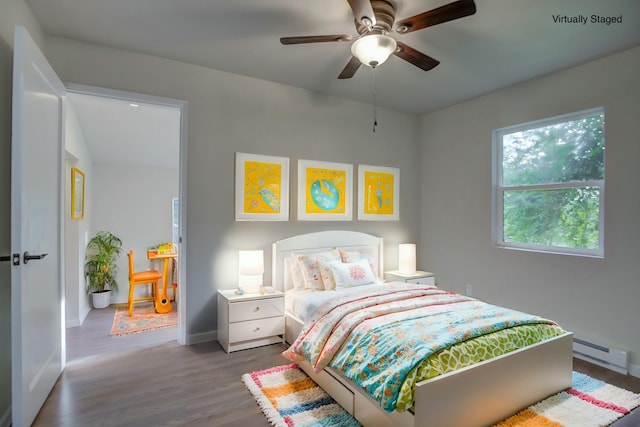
[229, 297, 284, 322]
[229, 316, 285, 342]
[406, 276, 435, 285]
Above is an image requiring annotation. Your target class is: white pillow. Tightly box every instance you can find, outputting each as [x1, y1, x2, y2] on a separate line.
[329, 259, 377, 289]
[317, 260, 338, 291]
[285, 256, 306, 290]
[296, 250, 340, 291]
[338, 247, 379, 279]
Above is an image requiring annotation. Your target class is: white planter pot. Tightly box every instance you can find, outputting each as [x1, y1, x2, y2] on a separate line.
[92, 290, 112, 309]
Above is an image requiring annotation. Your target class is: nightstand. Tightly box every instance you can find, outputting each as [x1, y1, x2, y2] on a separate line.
[385, 270, 435, 285]
[217, 289, 285, 353]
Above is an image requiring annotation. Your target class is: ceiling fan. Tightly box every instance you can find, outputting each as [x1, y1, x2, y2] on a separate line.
[280, 0, 476, 79]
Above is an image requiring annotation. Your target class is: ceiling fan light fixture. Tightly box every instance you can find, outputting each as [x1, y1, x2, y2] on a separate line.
[351, 34, 397, 68]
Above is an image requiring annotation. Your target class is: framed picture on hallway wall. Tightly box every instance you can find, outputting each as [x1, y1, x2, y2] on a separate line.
[357, 165, 399, 221]
[235, 152, 290, 221]
[71, 167, 85, 219]
[298, 159, 353, 221]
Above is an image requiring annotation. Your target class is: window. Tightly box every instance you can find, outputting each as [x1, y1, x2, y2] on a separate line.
[493, 108, 604, 257]
[172, 197, 179, 244]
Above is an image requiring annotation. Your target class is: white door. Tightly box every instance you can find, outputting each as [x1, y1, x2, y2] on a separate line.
[11, 26, 66, 427]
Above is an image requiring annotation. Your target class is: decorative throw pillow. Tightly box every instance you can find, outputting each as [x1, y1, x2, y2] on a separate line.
[285, 256, 306, 290]
[339, 248, 379, 279]
[296, 250, 340, 291]
[317, 260, 338, 291]
[329, 259, 377, 289]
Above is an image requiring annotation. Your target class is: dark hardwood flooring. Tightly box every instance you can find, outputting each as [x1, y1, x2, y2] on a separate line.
[33, 310, 640, 426]
[38, 343, 285, 426]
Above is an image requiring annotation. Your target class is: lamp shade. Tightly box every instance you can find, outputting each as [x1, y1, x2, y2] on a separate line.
[239, 250, 264, 293]
[398, 243, 416, 275]
[351, 34, 397, 67]
[239, 250, 264, 275]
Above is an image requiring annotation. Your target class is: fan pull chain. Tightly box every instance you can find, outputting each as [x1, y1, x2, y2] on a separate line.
[372, 67, 378, 133]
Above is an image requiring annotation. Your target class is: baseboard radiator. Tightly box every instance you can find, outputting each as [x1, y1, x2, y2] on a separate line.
[573, 337, 628, 375]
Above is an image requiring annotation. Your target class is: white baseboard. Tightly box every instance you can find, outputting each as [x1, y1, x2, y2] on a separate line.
[0, 405, 10, 427]
[629, 362, 640, 379]
[66, 318, 82, 328]
[186, 330, 217, 345]
[66, 306, 89, 328]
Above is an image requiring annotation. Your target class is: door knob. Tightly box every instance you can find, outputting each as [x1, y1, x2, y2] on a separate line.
[23, 251, 48, 264]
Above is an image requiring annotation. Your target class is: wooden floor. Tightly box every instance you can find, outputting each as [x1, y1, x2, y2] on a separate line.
[34, 310, 640, 426]
[65, 304, 177, 363]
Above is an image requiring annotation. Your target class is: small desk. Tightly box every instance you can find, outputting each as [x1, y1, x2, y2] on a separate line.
[147, 250, 178, 303]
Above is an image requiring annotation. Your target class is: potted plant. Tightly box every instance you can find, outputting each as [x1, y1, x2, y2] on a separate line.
[85, 231, 122, 309]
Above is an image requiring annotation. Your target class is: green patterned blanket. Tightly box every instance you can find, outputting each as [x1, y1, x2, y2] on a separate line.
[283, 283, 566, 412]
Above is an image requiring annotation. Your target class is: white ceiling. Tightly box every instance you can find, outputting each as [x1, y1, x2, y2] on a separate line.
[27, 0, 640, 115]
[67, 92, 180, 168]
[27, 0, 640, 167]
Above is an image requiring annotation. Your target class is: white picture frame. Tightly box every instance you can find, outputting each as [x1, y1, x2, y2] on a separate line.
[357, 164, 399, 221]
[298, 159, 353, 221]
[235, 152, 289, 221]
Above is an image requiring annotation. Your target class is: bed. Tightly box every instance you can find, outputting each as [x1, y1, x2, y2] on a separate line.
[272, 230, 573, 427]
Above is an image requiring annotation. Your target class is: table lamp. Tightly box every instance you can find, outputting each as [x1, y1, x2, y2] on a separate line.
[238, 250, 264, 294]
[398, 243, 416, 275]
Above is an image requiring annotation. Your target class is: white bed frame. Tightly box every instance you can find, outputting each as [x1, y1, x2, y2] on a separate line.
[273, 231, 573, 427]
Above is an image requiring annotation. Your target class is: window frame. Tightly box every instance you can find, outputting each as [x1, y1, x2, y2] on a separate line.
[172, 197, 179, 244]
[492, 108, 605, 258]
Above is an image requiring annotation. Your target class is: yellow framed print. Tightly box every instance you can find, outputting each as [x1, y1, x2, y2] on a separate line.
[71, 167, 85, 219]
[298, 159, 352, 221]
[358, 164, 399, 221]
[235, 152, 289, 221]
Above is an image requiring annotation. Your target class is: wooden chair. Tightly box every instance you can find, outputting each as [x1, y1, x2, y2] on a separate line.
[170, 257, 178, 302]
[127, 250, 162, 316]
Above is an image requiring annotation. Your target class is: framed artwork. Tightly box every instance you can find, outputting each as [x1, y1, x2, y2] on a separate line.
[357, 165, 399, 221]
[71, 167, 85, 219]
[235, 152, 289, 221]
[298, 159, 352, 221]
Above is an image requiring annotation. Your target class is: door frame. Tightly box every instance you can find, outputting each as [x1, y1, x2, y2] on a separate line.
[65, 83, 188, 345]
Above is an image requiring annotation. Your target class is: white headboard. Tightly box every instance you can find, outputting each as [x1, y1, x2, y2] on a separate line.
[272, 230, 384, 292]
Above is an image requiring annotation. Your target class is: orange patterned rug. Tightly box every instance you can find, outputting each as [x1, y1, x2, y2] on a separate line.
[244, 365, 640, 427]
[110, 303, 177, 336]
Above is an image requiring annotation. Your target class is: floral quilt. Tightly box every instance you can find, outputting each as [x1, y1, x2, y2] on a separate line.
[282, 283, 560, 412]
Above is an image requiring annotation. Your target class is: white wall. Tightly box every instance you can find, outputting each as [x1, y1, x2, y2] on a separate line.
[419, 46, 640, 375]
[91, 163, 179, 304]
[64, 100, 93, 327]
[43, 36, 422, 343]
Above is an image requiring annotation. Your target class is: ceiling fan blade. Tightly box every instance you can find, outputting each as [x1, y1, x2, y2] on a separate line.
[346, 0, 377, 27]
[393, 42, 440, 72]
[280, 35, 353, 45]
[394, 0, 476, 34]
[338, 56, 362, 79]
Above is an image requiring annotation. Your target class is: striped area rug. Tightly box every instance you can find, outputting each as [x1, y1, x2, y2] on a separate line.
[244, 365, 640, 427]
[495, 371, 640, 427]
[242, 363, 361, 427]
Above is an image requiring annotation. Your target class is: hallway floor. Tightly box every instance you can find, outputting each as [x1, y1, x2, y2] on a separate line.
[66, 304, 177, 364]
